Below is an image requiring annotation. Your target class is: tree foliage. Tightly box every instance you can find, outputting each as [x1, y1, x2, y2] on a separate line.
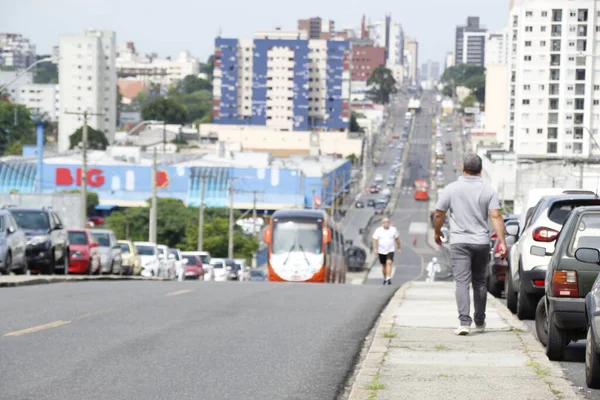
[0, 101, 35, 155]
[33, 56, 58, 84]
[141, 97, 189, 124]
[105, 199, 259, 261]
[350, 112, 365, 133]
[440, 65, 486, 103]
[461, 94, 478, 109]
[69, 125, 109, 150]
[177, 75, 212, 94]
[367, 66, 397, 104]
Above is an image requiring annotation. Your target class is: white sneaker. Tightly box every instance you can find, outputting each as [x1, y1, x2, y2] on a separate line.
[474, 323, 486, 333]
[455, 326, 470, 336]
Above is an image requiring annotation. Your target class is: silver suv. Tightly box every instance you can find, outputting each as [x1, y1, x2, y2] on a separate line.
[0, 209, 28, 275]
[90, 229, 123, 274]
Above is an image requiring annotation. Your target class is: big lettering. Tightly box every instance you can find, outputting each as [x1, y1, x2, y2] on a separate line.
[55, 168, 106, 187]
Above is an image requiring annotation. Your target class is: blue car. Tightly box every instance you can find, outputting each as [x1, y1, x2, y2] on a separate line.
[249, 270, 266, 282]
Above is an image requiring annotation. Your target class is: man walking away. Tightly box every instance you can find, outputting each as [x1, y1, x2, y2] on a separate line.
[433, 154, 506, 335]
[372, 217, 402, 285]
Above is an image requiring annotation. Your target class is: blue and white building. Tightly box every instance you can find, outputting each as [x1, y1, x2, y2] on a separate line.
[212, 30, 351, 132]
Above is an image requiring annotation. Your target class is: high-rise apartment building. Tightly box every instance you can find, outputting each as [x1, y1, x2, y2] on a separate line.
[298, 18, 335, 40]
[16, 84, 60, 121]
[508, 0, 600, 158]
[0, 33, 36, 69]
[213, 30, 351, 132]
[486, 27, 510, 65]
[445, 52, 456, 70]
[368, 15, 404, 67]
[58, 29, 117, 153]
[455, 17, 488, 66]
[405, 37, 419, 85]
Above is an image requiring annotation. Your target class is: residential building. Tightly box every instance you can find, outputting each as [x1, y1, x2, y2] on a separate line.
[421, 60, 441, 81]
[421, 63, 429, 81]
[367, 15, 404, 67]
[0, 33, 36, 68]
[58, 29, 117, 153]
[298, 17, 335, 40]
[445, 52, 456, 70]
[0, 70, 33, 101]
[455, 17, 488, 66]
[115, 42, 199, 87]
[349, 38, 386, 101]
[212, 30, 351, 132]
[486, 27, 510, 65]
[16, 84, 60, 121]
[405, 37, 419, 85]
[484, 27, 509, 145]
[508, 0, 600, 158]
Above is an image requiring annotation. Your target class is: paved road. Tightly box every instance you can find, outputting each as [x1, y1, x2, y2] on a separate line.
[0, 281, 396, 400]
[366, 93, 437, 286]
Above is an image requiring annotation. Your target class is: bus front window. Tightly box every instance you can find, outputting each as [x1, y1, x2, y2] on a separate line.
[272, 220, 323, 255]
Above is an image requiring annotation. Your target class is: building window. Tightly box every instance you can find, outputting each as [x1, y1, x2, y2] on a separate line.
[547, 142, 558, 153]
[524, 84, 531, 90]
[540, 40, 546, 47]
[524, 55, 532, 61]
[523, 99, 530, 105]
[526, 11, 533, 17]
[542, 11, 548, 17]
[525, 26, 533, 32]
[525, 41, 532, 47]
[576, 69, 586, 80]
[595, 100, 599, 105]
[541, 26, 547, 32]
[537, 128, 544, 134]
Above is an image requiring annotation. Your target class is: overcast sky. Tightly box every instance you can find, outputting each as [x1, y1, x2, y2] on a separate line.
[5, 0, 508, 66]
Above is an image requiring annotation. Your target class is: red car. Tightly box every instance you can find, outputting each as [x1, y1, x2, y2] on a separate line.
[184, 255, 205, 280]
[67, 229, 100, 274]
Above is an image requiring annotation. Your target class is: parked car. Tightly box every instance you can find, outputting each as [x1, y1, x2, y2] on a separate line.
[249, 270, 266, 282]
[579, 251, 600, 388]
[486, 219, 520, 297]
[355, 200, 364, 208]
[118, 240, 142, 275]
[0, 209, 27, 275]
[367, 199, 376, 207]
[170, 248, 185, 279]
[234, 259, 251, 281]
[90, 229, 123, 274]
[134, 242, 161, 277]
[369, 185, 380, 194]
[374, 203, 385, 215]
[506, 194, 600, 320]
[8, 207, 68, 275]
[182, 251, 213, 281]
[182, 255, 205, 280]
[67, 229, 100, 274]
[534, 206, 600, 362]
[210, 258, 228, 281]
[225, 259, 240, 281]
[157, 244, 176, 279]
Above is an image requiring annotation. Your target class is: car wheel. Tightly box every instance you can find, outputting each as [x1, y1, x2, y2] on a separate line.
[42, 253, 55, 275]
[87, 260, 94, 275]
[535, 297, 549, 347]
[586, 326, 600, 389]
[14, 258, 28, 275]
[516, 281, 536, 320]
[546, 312, 567, 361]
[3, 252, 12, 275]
[487, 273, 502, 298]
[505, 273, 518, 314]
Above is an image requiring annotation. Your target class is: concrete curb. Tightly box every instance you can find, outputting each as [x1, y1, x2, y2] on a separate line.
[488, 296, 584, 399]
[347, 282, 413, 400]
[0, 275, 168, 288]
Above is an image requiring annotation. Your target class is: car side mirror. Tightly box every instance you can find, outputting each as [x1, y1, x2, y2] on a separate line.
[7, 226, 15, 234]
[506, 224, 519, 237]
[530, 246, 553, 257]
[575, 247, 600, 264]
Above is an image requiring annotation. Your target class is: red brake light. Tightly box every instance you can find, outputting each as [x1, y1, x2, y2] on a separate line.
[532, 227, 559, 242]
[552, 270, 579, 297]
[533, 279, 545, 287]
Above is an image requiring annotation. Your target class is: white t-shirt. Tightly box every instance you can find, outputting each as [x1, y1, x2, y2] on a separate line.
[372, 226, 399, 254]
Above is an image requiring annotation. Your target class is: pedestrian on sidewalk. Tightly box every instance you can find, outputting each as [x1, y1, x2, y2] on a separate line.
[372, 217, 402, 286]
[433, 154, 507, 336]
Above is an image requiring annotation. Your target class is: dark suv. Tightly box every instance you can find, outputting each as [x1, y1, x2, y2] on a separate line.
[534, 206, 600, 361]
[8, 207, 69, 275]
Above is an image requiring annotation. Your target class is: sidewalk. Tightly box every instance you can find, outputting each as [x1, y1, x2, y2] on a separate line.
[347, 282, 582, 400]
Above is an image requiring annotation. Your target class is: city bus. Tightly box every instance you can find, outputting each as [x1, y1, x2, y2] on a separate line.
[263, 209, 347, 283]
[414, 180, 429, 201]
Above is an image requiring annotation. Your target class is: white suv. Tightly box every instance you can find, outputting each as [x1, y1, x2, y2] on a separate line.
[507, 193, 600, 320]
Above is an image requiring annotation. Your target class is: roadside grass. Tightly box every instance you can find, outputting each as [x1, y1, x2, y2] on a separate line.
[525, 360, 549, 377]
[434, 344, 449, 351]
[383, 332, 397, 339]
[364, 375, 385, 391]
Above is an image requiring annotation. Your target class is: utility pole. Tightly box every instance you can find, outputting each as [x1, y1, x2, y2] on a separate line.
[580, 161, 585, 189]
[65, 109, 104, 229]
[252, 191, 258, 237]
[149, 148, 158, 243]
[228, 181, 234, 259]
[197, 175, 207, 251]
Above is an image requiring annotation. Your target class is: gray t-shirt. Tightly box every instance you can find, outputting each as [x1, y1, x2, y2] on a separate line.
[435, 176, 500, 245]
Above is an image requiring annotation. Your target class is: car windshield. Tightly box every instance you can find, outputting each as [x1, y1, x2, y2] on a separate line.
[136, 245, 155, 256]
[119, 243, 130, 253]
[11, 211, 50, 230]
[250, 270, 264, 277]
[186, 256, 199, 265]
[272, 219, 323, 255]
[212, 261, 224, 268]
[68, 231, 88, 245]
[91, 232, 110, 247]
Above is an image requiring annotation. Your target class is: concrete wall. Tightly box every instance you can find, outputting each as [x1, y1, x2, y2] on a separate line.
[0, 193, 83, 229]
[484, 64, 508, 145]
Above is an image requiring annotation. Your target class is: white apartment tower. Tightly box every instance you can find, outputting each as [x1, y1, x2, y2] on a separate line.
[58, 30, 117, 153]
[509, 0, 600, 158]
[486, 27, 510, 65]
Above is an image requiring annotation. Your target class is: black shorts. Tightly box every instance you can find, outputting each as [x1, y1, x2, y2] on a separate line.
[378, 252, 394, 265]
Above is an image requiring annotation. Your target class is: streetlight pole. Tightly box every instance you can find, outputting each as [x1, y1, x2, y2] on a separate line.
[0, 57, 55, 93]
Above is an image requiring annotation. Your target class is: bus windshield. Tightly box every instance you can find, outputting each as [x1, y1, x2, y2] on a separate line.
[272, 220, 323, 255]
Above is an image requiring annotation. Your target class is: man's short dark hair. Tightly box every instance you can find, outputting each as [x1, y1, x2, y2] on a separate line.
[463, 154, 483, 175]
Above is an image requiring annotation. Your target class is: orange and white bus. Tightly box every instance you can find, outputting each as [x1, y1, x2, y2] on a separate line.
[414, 179, 429, 201]
[263, 209, 347, 283]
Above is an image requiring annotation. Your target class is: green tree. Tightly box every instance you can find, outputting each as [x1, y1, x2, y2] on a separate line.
[463, 75, 485, 103]
[461, 94, 478, 109]
[440, 65, 486, 103]
[200, 55, 215, 81]
[350, 112, 365, 133]
[69, 125, 109, 150]
[141, 97, 188, 124]
[367, 65, 397, 104]
[0, 102, 35, 155]
[4, 140, 23, 156]
[33, 56, 58, 84]
[180, 90, 212, 122]
[178, 75, 212, 94]
[346, 153, 358, 165]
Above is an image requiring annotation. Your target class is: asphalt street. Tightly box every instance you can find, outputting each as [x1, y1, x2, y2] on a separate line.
[365, 93, 438, 286]
[0, 280, 396, 400]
